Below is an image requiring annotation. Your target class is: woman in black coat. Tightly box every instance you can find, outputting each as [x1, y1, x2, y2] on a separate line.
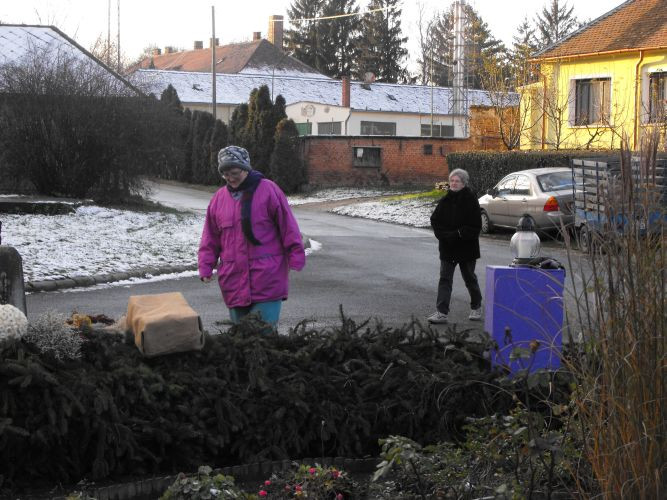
[428, 168, 483, 324]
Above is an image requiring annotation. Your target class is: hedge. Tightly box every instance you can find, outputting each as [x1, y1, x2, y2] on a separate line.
[447, 150, 618, 196]
[0, 314, 511, 490]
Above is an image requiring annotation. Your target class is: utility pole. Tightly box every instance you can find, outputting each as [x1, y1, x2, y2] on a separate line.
[430, 44, 434, 137]
[107, 0, 111, 65]
[211, 5, 217, 120]
[117, 0, 121, 71]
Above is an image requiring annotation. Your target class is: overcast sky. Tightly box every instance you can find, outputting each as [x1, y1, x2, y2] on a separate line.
[2, 0, 624, 64]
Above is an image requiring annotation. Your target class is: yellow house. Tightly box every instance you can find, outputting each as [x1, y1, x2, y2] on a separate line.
[521, 0, 667, 151]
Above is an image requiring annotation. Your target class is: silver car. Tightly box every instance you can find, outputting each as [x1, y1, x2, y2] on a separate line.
[478, 167, 574, 233]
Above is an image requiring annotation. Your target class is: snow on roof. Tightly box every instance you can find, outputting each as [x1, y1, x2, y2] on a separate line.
[0, 24, 139, 92]
[133, 69, 517, 115]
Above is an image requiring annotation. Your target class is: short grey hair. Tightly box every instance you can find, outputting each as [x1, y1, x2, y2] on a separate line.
[449, 168, 469, 186]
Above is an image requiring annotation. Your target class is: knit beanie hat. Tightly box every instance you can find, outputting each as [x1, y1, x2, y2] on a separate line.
[218, 146, 252, 174]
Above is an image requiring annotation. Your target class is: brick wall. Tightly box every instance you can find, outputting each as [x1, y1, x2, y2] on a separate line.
[301, 106, 505, 187]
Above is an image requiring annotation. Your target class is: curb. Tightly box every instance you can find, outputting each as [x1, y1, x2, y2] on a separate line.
[25, 264, 199, 293]
[24, 236, 312, 293]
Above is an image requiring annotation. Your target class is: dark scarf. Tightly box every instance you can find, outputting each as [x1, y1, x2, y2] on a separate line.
[227, 170, 264, 245]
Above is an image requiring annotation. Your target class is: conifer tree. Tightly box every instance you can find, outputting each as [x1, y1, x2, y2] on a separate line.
[427, 3, 505, 90]
[245, 85, 275, 173]
[270, 118, 306, 193]
[534, 0, 578, 49]
[208, 119, 228, 184]
[319, 0, 361, 78]
[159, 84, 182, 114]
[284, 0, 325, 73]
[357, 0, 408, 83]
[228, 103, 249, 146]
[510, 16, 539, 87]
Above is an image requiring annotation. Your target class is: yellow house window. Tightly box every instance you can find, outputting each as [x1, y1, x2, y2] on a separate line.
[575, 78, 611, 125]
[649, 72, 666, 123]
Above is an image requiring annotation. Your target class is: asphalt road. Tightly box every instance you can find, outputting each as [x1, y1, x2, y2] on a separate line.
[26, 182, 581, 335]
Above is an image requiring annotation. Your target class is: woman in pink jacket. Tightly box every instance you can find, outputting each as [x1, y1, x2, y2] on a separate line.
[198, 146, 306, 327]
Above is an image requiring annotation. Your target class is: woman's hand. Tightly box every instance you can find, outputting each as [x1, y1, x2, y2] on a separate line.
[200, 276, 212, 283]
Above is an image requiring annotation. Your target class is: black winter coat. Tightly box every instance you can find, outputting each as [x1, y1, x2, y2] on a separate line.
[430, 186, 481, 262]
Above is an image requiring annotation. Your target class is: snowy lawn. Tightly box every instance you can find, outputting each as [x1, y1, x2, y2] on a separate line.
[0, 188, 422, 282]
[329, 192, 440, 228]
[287, 187, 421, 205]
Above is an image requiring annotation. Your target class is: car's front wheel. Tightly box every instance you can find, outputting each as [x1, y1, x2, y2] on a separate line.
[480, 210, 493, 234]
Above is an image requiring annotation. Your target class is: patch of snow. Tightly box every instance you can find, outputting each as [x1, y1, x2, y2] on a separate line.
[305, 239, 322, 256]
[54, 270, 200, 293]
[330, 198, 436, 228]
[1, 207, 203, 282]
[288, 188, 415, 206]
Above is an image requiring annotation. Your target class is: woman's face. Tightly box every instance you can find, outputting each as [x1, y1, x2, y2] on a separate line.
[222, 168, 249, 189]
[449, 175, 464, 192]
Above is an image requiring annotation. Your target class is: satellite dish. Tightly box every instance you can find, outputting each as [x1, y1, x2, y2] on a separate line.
[363, 72, 376, 83]
[301, 104, 316, 117]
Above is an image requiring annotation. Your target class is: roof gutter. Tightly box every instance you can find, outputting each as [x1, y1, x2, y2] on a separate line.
[530, 46, 667, 63]
[634, 49, 645, 150]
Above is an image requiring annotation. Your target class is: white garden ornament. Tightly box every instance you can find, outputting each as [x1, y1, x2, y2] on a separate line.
[0, 303, 29, 340]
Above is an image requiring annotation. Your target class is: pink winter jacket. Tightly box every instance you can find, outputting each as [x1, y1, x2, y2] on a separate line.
[198, 179, 306, 308]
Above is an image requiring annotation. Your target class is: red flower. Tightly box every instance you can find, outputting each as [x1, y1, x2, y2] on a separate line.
[309, 467, 316, 475]
[264, 480, 271, 486]
[336, 494, 344, 500]
[331, 470, 340, 479]
[295, 485, 303, 492]
[259, 490, 268, 497]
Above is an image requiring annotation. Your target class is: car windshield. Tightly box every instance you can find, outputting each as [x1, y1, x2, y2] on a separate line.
[537, 172, 573, 192]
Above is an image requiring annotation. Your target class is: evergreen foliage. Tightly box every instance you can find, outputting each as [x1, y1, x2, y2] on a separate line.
[426, 3, 506, 89]
[534, 0, 579, 49]
[160, 84, 183, 114]
[357, 0, 408, 83]
[229, 103, 250, 148]
[510, 16, 539, 87]
[0, 314, 510, 490]
[319, 0, 361, 79]
[245, 86, 279, 174]
[270, 119, 307, 194]
[284, 0, 326, 73]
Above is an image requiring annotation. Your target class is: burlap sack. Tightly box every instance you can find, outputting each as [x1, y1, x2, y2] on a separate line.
[126, 292, 204, 357]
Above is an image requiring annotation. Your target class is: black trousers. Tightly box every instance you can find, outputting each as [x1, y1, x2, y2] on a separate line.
[436, 259, 482, 314]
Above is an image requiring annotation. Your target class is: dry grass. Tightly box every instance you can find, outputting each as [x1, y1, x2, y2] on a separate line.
[563, 136, 666, 499]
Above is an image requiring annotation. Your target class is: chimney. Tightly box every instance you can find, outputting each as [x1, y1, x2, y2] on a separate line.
[268, 15, 284, 50]
[164, 46, 175, 54]
[342, 76, 350, 108]
[152, 48, 162, 56]
[253, 31, 262, 41]
[193, 40, 203, 50]
[209, 37, 219, 48]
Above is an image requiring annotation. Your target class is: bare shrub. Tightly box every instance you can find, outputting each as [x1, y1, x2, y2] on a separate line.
[0, 44, 179, 201]
[564, 131, 665, 498]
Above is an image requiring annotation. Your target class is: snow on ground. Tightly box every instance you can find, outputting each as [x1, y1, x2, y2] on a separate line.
[330, 197, 436, 228]
[287, 187, 417, 206]
[1, 206, 203, 282]
[0, 200, 327, 283]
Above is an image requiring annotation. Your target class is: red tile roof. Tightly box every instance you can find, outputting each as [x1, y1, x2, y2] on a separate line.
[133, 39, 320, 75]
[535, 0, 667, 60]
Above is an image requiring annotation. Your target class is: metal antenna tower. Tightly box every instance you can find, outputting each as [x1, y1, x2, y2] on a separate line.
[451, 0, 469, 137]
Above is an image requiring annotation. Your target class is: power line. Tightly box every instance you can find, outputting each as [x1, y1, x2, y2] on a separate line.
[288, 5, 396, 24]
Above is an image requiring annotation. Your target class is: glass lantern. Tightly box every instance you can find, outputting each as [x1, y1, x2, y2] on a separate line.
[510, 214, 540, 266]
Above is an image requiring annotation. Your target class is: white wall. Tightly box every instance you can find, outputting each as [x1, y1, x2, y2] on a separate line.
[286, 102, 466, 138]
